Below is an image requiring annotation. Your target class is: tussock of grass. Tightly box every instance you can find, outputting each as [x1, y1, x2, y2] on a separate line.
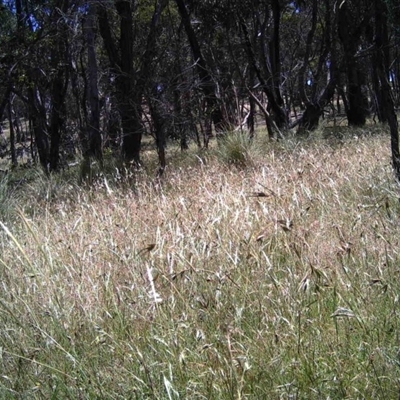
[216, 132, 256, 167]
[1, 130, 400, 398]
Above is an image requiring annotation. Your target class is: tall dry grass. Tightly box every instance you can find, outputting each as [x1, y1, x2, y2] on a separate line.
[1, 128, 400, 398]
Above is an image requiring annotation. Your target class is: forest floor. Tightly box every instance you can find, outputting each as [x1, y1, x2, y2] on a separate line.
[1, 125, 400, 398]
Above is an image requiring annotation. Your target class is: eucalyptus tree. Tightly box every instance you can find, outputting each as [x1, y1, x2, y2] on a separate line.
[384, 0, 400, 107]
[295, 0, 338, 133]
[337, 0, 372, 126]
[0, 0, 95, 171]
[374, 0, 400, 180]
[0, 2, 13, 129]
[238, 0, 289, 134]
[84, 1, 102, 162]
[174, 0, 227, 147]
[97, 0, 168, 164]
[10, 0, 74, 172]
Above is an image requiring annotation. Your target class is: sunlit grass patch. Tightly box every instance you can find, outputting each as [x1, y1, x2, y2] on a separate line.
[1, 128, 400, 398]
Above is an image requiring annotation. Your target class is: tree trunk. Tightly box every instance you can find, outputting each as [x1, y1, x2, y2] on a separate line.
[338, 1, 369, 126]
[49, 59, 68, 171]
[297, 0, 336, 134]
[98, 1, 141, 163]
[27, 87, 50, 172]
[0, 86, 11, 123]
[7, 99, 17, 167]
[269, 0, 284, 107]
[299, 104, 321, 132]
[85, 2, 102, 162]
[49, 2, 70, 172]
[375, 0, 400, 180]
[248, 67, 256, 137]
[175, 0, 226, 133]
[148, 88, 167, 176]
[115, 0, 141, 163]
[98, 0, 167, 164]
[240, 16, 288, 132]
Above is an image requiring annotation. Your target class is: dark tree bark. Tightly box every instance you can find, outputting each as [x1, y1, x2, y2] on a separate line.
[85, 2, 102, 162]
[70, 50, 86, 149]
[175, 0, 226, 143]
[27, 87, 50, 171]
[98, 0, 168, 163]
[254, 1, 287, 130]
[172, 73, 192, 150]
[7, 98, 17, 166]
[98, 0, 141, 163]
[136, 0, 169, 165]
[240, 16, 288, 133]
[49, 57, 69, 172]
[104, 93, 121, 151]
[148, 87, 167, 176]
[374, 0, 400, 180]
[297, 0, 319, 132]
[0, 86, 11, 123]
[248, 67, 256, 137]
[269, 0, 284, 108]
[49, 1, 70, 171]
[115, 0, 141, 162]
[297, 0, 337, 133]
[338, 1, 370, 126]
[371, 66, 387, 123]
[391, 50, 399, 107]
[367, 1, 390, 123]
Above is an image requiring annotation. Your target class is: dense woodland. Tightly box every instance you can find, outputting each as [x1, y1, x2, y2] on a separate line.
[0, 0, 399, 176]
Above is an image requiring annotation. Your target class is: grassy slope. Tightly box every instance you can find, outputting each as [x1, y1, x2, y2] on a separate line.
[1, 128, 400, 399]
